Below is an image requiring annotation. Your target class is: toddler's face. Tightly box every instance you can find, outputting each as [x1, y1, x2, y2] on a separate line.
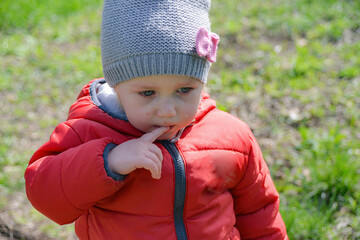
[114, 75, 204, 140]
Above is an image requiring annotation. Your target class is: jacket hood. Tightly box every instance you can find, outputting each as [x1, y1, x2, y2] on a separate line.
[67, 79, 217, 139]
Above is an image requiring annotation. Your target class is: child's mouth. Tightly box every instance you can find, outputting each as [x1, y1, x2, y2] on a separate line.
[155, 125, 175, 132]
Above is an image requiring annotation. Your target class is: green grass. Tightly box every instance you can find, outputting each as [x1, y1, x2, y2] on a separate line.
[0, 0, 101, 33]
[1, 0, 360, 239]
[280, 127, 360, 239]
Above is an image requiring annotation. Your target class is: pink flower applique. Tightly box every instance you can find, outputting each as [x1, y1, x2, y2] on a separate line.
[196, 27, 220, 63]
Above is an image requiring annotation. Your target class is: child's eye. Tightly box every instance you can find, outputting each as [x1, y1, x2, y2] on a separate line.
[177, 87, 192, 94]
[140, 90, 155, 97]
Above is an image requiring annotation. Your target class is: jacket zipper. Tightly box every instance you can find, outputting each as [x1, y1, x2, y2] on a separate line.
[161, 141, 188, 240]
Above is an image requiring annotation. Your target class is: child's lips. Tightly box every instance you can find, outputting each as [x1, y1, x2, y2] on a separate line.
[166, 125, 175, 130]
[154, 125, 175, 132]
[152, 125, 178, 140]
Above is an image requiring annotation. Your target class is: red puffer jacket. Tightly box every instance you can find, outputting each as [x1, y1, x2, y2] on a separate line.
[25, 79, 287, 240]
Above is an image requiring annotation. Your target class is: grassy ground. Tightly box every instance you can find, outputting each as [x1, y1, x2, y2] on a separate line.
[1, 0, 359, 239]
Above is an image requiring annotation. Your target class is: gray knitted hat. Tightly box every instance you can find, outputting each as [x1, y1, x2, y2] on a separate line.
[101, 0, 219, 87]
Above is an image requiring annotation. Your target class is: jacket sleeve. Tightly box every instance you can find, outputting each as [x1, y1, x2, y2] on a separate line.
[230, 128, 288, 239]
[25, 121, 123, 225]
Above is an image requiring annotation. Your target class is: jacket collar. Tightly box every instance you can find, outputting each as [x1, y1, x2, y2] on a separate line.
[90, 79, 128, 121]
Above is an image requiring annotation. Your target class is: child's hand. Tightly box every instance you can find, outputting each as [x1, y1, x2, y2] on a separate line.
[108, 127, 169, 179]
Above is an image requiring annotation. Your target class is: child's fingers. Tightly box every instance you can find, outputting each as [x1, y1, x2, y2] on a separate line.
[140, 127, 169, 142]
[143, 144, 163, 179]
[148, 144, 163, 162]
[145, 151, 162, 175]
[139, 157, 161, 179]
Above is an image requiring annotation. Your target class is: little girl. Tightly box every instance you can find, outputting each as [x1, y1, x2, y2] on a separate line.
[25, 0, 288, 239]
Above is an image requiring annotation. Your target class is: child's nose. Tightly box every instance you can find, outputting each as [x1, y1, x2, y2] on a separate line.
[156, 99, 176, 118]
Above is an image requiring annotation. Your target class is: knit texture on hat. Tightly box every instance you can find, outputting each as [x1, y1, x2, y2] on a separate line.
[101, 0, 212, 87]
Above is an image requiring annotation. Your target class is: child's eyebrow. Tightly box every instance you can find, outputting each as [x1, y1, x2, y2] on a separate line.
[128, 83, 157, 89]
[174, 78, 203, 87]
[127, 77, 202, 90]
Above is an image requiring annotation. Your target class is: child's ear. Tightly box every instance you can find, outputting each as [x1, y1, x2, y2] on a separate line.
[115, 94, 123, 107]
[113, 87, 123, 107]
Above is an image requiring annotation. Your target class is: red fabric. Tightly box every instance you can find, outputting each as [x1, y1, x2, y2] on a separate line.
[25, 79, 287, 239]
